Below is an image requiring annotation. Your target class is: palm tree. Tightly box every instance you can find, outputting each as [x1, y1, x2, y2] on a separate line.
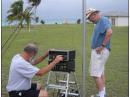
[7, 0, 23, 27]
[3, 0, 41, 54]
[28, 0, 41, 7]
[23, 9, 35, 32]
[28, 0, 41, 23]
[7, 0, 41, 31]
[22, 0, 42, 31]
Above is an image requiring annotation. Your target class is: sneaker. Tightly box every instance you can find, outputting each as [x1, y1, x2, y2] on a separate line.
[90, 94, 99, 97]
[91, 94, 106, 97]
[96, 93, 99, 96]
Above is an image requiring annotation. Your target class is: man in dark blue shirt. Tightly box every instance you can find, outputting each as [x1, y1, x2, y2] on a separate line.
[86, 8, 112, 97]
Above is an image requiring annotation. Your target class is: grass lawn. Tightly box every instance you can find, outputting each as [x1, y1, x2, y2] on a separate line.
[2, 24, 128, 97]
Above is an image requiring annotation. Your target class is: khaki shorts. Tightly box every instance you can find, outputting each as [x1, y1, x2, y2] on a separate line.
[90, 48, 109, 77]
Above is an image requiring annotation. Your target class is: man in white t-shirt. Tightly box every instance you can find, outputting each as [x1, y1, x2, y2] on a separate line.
[6, 43, 63, 97]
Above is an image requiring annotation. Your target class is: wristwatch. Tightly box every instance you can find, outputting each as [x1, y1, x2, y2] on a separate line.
[101, 43, 105, 47]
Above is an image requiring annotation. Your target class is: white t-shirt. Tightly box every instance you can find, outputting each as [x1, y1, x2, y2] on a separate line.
[6, 54, 40, 92]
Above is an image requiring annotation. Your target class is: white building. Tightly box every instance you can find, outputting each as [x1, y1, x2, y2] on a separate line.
[103, 11, 128, 26]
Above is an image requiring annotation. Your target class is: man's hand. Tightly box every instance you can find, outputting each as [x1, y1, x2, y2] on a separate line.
[53, 55, 64, 64]
[96, 46, 104, 54]
[36, 55, 63, 76]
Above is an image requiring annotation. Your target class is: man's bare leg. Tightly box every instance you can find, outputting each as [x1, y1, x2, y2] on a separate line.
[94, 74, 106, 97]
[101, 74, 106, 94]
[38, 90, 48, 97]
[94, 77, 104, 91]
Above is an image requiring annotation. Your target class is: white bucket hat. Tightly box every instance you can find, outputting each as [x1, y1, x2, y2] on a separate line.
[86, 8, 100, 19]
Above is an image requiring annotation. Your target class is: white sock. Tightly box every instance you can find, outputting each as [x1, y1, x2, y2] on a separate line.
[99, 90, 105, 97]
[97, 87, 106, 96]
[103, 87, 106, 94]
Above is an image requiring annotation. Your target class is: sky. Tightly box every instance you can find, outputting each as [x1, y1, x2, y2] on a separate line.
[2, 0, 128, 23]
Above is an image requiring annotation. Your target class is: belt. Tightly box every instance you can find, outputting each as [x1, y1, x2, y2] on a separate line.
[9, 90, 27, 97]
[92, 47, 111, 51]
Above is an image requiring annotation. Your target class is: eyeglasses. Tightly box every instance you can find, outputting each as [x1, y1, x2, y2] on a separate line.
[88, 13, 97, 20]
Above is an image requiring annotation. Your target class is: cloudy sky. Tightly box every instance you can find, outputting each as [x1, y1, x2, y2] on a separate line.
[2, 0, 128, 23]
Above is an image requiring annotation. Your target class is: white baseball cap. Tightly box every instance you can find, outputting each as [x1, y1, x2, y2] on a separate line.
[86, 8, 100, 19]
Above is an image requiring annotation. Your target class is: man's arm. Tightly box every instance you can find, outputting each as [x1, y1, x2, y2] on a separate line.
[102, 28, 112, 46]
[36, 55, 63, 76]
[96, 28, 112, 54]
[32, 51, 49, 65]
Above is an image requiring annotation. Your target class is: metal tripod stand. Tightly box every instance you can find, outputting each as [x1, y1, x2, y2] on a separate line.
[45, 71, 81, 97]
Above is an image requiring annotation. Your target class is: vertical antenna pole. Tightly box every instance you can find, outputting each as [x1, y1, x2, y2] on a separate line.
[82, 0, 87, 97]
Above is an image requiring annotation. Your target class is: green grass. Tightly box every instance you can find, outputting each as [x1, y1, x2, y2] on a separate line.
[2, 24, 128, 97]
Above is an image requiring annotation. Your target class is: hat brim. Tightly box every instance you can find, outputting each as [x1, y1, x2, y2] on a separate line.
[86, 10, 100, 19]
